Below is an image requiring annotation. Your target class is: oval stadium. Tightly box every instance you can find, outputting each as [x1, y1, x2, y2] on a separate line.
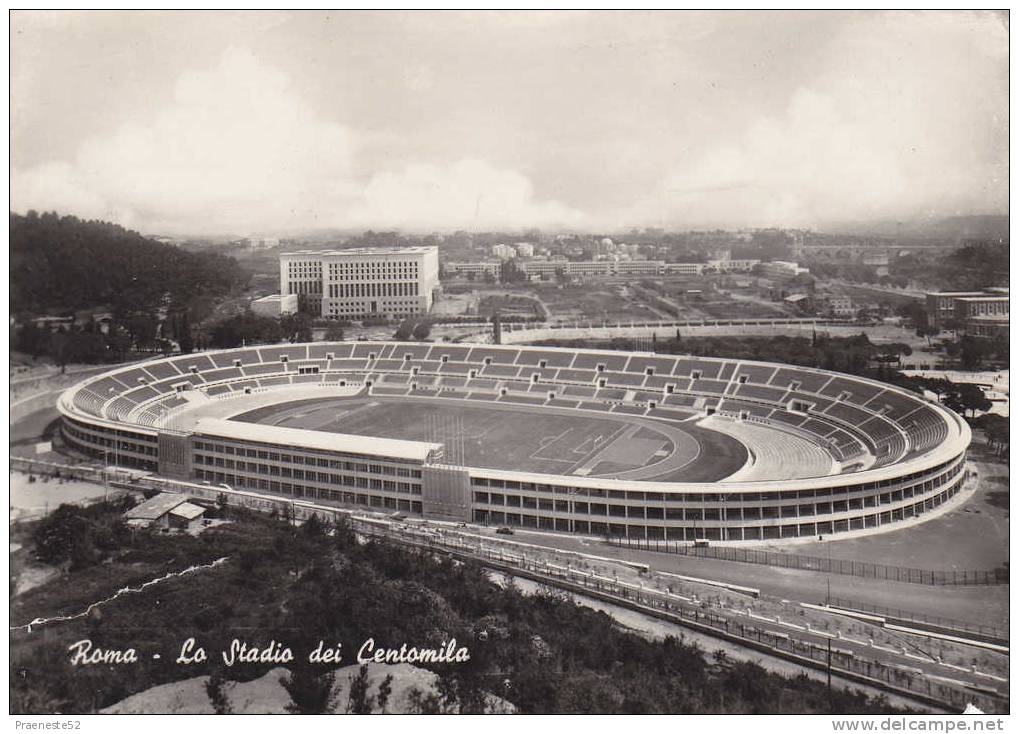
[58, 341, 971, 544]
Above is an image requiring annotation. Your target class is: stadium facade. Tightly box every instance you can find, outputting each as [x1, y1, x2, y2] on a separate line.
[59, 342, 970, 543]
[280, 247, 439, 320]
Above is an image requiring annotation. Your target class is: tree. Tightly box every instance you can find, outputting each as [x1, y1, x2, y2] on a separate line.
[280, 313, 313, 343]
[282, 663, 338, 714]
[325, 322, 345, 342]
[956, 383, 992, 417]
[32, 505, 96, 568]
[216, 492, 230, 519]
[376, 673, 394, 713]
[346, 664, 376, 714]
[916, 324, 940, 347]
[178, 311, 194, 354]
[975, 413, 1009, 457]
[205, 668, 233, 714]
[412, 321, 431, 340]
[394, 319, 416, 340]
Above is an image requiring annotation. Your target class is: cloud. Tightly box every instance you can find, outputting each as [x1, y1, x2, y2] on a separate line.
[11, 46, 578, 234]
[14, 48, 358, 233]
[356, 159, 583, 231]
[649, 12, 1008, 228]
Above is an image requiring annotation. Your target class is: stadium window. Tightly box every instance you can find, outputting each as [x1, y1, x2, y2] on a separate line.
[692, 370, 702, 379]
[531, 374, 539, 383]
[539, 359, 547, 368]
[484, 357, 492, 365]
[738, 375, 748, 384]
[645, 367, 654, 376]
[598, 378, 606, 387]
[666, 384, 674, 394]
[281, 356, 288, 363]
[596, 364, 605, 372]
[649, 401, 657, 409]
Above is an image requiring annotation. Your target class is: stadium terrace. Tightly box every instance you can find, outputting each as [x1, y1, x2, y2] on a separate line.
[58, 341, 970, 544]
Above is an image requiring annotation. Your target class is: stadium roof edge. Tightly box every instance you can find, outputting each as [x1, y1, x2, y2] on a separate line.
[192, 417, 443, 462]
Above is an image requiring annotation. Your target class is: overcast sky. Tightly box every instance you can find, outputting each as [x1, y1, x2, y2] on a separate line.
[10, 10, 1009, 235]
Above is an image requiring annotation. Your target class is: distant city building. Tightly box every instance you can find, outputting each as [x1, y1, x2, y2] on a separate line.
[708, 258, 760, 273]
[245, 236, 281, 249]
[280, 247, 438, 320]
[513, 242, 534, 257]
[924, 288, 1010, 336]
[953, 296, 1009, 321]
[925, 290, 993, 328]
[758, 261, 810, 279]
[250, 293, 299, 318]
[443, 260, 502, 279]
[30, 315, 75, 332]
[819, 295, 854, 318]
[665, 262, 706, 276]
[491, 243, 516, 260]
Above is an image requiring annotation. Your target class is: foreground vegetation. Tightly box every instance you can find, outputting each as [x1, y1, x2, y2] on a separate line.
[11, 502, 908, 714]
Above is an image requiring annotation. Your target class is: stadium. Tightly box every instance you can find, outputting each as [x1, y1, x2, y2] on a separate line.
[58, 341, 971, 544]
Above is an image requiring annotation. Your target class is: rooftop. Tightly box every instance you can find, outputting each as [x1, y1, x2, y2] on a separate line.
[193, 417, 443, 462]
[126, 492, 192, 520]
[281, 247, 437, 258]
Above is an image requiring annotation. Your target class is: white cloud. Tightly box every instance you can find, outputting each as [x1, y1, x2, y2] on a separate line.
[11, 47, 578, 234]
[14, 48, 361, 233]
[649, 12, 1008, 228]
[356, 159, 583, 231]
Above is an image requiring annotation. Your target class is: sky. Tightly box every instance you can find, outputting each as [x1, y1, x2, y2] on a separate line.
[9, 10, 1009, 236]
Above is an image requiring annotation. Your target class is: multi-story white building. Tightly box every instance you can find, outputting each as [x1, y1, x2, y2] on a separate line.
[443, 260, 503, 279]
[491, 243, 516, 260]
[664, 262, 706, 276]
[280, 247, 439, 320]
[758, 261, 810, 279]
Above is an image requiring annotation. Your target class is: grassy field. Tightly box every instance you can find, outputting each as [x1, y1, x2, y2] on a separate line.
[233, 397, 747, 481]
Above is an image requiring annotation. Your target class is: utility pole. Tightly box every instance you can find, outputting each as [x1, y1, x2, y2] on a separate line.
[826, 638, 833, 711]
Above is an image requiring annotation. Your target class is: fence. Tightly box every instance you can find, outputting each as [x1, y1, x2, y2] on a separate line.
[826, 596, 1007, 644]
[605, 537, 1009, 587]
[358, 524, 1007, 714]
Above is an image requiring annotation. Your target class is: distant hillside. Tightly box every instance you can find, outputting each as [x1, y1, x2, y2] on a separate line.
[10, 211, 248, 318]
[826, 215, 1008, 242]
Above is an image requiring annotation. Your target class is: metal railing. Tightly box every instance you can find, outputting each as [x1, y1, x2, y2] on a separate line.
[604, 537, 1009, 587]
[826, 596, 1007, 643]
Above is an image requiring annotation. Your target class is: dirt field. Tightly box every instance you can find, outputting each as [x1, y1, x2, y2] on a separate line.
[232, 396, 748, 482]
[9, 471, 122, 521]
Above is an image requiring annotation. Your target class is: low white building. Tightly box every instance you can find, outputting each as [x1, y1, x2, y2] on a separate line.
[251, 293, 299, 318]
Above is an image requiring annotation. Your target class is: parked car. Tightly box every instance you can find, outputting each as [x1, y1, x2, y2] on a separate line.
[496, 527, 515, 536]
